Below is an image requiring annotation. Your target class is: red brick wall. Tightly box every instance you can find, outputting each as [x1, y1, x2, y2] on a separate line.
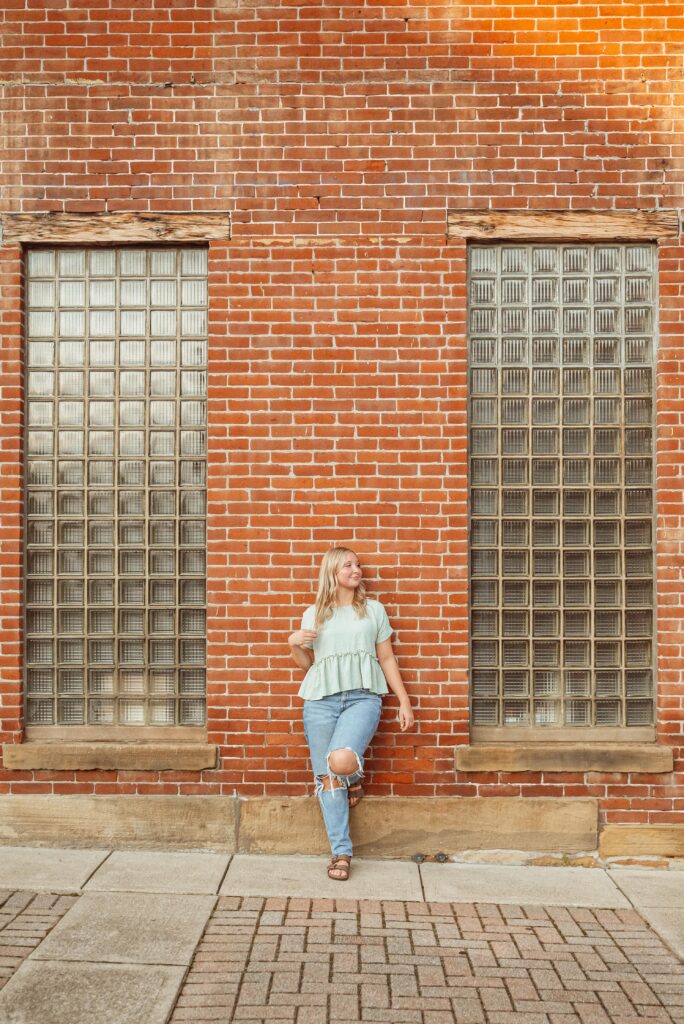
[0, 1, 682, 826]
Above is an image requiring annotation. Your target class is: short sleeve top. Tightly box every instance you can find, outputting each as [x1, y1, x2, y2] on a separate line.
[298, 599, 393, 701]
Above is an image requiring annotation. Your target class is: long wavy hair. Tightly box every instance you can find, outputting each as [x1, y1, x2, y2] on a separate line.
[313, 546, 368, 629]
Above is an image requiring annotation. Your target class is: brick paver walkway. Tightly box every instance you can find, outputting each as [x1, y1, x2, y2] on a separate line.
[0, 890, 79, 991]
[170, 896, 684, 1024]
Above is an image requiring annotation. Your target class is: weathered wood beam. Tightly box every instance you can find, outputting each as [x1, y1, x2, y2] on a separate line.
[448, 209, 680, 241]
[0, 211, 231, 244]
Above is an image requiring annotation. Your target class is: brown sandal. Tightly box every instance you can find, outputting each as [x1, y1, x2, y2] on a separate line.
[327, 856, 351, 881]
[348, 783, 364, 808]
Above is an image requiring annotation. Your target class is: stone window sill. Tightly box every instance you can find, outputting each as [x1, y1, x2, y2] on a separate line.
[454, 743, 673, 774]
[2, 743, 217, 772]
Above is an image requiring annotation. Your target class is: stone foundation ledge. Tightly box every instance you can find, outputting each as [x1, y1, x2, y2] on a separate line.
[0, 795, 598, 856]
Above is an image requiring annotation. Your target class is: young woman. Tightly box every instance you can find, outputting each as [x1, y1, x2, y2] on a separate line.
[288, 546, 414, 881]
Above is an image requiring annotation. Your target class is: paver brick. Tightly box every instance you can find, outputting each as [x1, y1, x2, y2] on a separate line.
[165, 895, 683, 1024]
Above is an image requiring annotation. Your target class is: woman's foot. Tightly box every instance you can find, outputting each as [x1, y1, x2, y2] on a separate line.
[327, 856, 351, 881]
[348, 783, 364, 808]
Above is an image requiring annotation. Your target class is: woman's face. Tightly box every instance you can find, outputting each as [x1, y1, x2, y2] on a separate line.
[335, 552, 362, 591]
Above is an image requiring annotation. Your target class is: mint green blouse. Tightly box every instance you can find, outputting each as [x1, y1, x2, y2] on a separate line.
[298, 599, 393, 701]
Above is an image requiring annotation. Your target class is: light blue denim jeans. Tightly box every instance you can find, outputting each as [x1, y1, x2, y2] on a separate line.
[303, 688, 383, 857]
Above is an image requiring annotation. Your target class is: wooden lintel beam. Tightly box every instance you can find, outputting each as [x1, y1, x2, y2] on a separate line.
[0, 211, 231, 244]
[448, 209, 680, 241]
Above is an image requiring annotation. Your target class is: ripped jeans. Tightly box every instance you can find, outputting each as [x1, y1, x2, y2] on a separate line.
[303, 688, 383, 857]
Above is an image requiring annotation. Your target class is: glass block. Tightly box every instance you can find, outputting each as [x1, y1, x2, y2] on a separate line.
[28, 311, 55, 338]
[532, 399, 558, 426]
[562, 521, 587, 547]
[625, 550, 652, 577]
[119, 579, 144, 604]
[563, 398, 589, 425]
[502, 459, 527, 485]
[563, 459, 588, 485]
[501, 399, 527, 425]
[564, 308, 588, 334]
[564, 640, 589, 667]
[533, 549, 558, 576]
[27, 519, 54, 546]
[471, 429, 498, 459]
[532, 490, 558, 515]
[625, 489, 652, 515]
[565, 701, 590, 725]
[471, 520, 497, 546]
[625, 429, 651, 456]
[150, 670, 176, 695]
[181, 339, 207, 366]
[595, 610, 620, 637]
[502, 551, 527, 576]
[59, 310, 86, 338]
[89, 339, 115, 365]
[149, 461, 175, 486]
[120, 670, 145, 694]
[625, 307, 652, 334]
[27, 492, 54, 518]
[472, 610, 497, 637]
[472, 550, 497, 577]
[119, 609, 145, 634]
[149, 700, 176, 725]
[119, 550, 145, 575]
[532, 337, 557, 364]
[625, 337, 651, 363]
[502, 368, 528, 395]
[563, 368, 589, 395]
[501, 429, 526, 455]
[471, 338, 495, 363]
[88, 638, 114, 664]
[150, 579, 176, 604]
[28, 250, 55, 276]
[28, 341, 54, 367]
[150, 639, 175, 665]
[564, 580, 589, 606]
[27, 668, 54, 694]
[626, 610, 652, 636]
[89, 700, 115, 725]
[595, 550, 620, 576]
[472, 700, 498, 726]
[150, 491, 176, 516]
[179, 309, 205, 337]
[533, 580, 557, 606]
[120, 371, 145, 396]
[501, 610, 528, 634]
[180, 699, 206, 726]
[533, 611, 557, 637]
[27, 608, 54, 635]
[118, 461, 144, 485]
[502, 580, 528, 606]
[594, 490, 619, 515]
[28, 402, 53, 428]
[119, 639, 145, 665]
[502, 521, 527, 546]
[180, 461, 205, 486]
[150, 401, 176, 426]
[625, 701, 652, 726]
[152, 279, 177, 305]
[534, 670, 560, 696]
[89, 668, 114, 694]
[470, 399, 497, 425]
[471, 489, 497, 516]
[88, 608, 113, 634]
[151, 310, 177, 337]
[118, 432, 144, 457]
[532, 429, 557, 455]
[596, 701, 620, 726]
[87, 462, 113, 486]
[471, 580, 497, 606]
[625, 580, 652, 607]
[57, 608, 83, 634]
[565, 671, 590, 696]
[119, 701, 146, 725]
[28, 579, 53, 604]
[472, 640, 498, 668]
[150, 550, 175, 575]
[150, 339, 176, 366]
[503, 640, 528, 667]
[89, 279, 116, 306]
[118, 520, 145, 546]
[625, 639, 651, 666]
[180, 669, 205, 695]
[119, 490, 145, 515]
[89, 579, 114, 604]
[58, 638, 83, 664]
[57, 699, 85, 725]
[120, 250, 146, 275]
[596, 580, 620, 607]
[504, 700, 529, 725]
[120, 401, 145, 426]
[626, 669, 652, 698]
[120, 279, 147, 307]
[150, 609, 175, 634]
[502, 490, 528, 516]
[120, 340, 145, 365]
[563, 551, 589, 577]
[58, 549, 84, 575]
[150, 432, 176, 457]
[502, 337, 527, 363]
[563, 337, 588, 364]
[534, 701, 560, 726]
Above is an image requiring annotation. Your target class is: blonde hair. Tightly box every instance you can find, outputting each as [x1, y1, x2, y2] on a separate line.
[313, 546, 368, 629]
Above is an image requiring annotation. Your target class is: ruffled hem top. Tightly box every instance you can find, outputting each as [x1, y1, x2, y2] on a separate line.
[297, 599, 393, 701]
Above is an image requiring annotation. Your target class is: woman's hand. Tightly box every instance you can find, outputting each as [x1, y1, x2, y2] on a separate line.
[288, 629, 317, 649]
[397, 698, 415, 732]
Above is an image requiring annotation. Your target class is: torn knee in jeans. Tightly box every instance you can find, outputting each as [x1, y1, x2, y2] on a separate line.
[327, 747, 362, 777]
[314, 773, 345, 797]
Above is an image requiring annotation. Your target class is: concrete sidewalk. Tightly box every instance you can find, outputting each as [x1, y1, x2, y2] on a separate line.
[0, 847, 681, 1023]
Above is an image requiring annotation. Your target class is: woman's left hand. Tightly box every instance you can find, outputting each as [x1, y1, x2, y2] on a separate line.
[397, 699, 415, 732]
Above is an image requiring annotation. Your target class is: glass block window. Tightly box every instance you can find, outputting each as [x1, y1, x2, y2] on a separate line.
[468, 243, 656, 730]
[25, 247, 208, 727]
